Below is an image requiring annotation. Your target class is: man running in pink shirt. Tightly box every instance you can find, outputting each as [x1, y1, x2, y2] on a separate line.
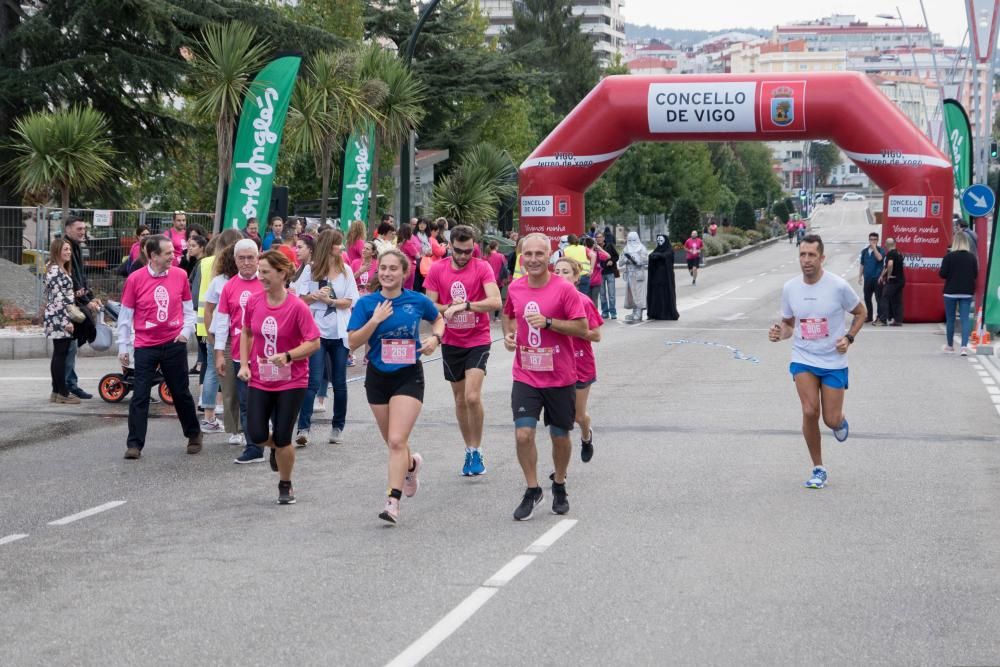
[117, 235, 201, 459]
[684, 229, 703, 286]
[425, 225, 502, 476]
[503, 233, 587, 520]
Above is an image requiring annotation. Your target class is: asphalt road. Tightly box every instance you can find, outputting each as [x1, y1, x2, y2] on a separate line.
[2, 200, 999, 666]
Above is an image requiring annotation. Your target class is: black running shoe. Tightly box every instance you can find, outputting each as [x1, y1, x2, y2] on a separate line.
[581, 428, 594, 463]
[269, 448, 278, 472]
[513, 487, 543, 521]
[277, 482, 295, 505]
[550, 477, 569, 515]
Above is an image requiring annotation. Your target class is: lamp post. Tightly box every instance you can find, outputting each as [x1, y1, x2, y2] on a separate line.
[398, 0, 443, 224]
[877, 9, 939, 143]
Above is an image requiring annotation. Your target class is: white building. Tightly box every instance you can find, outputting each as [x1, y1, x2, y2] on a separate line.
[481, 0, 625, 60]
[774, 14, 943, 53]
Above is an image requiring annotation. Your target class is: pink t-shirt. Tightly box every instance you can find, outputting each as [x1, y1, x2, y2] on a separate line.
[424, 258, 496, 348]
[164, 228, 185, 266]
[121, 266, 191, 348]
[351, 258, 377, 294]
[401, 237, 422, 290]
[503, 275, 586, 388]
[486, 252, 506, 283]
[571, 291, 603, 383]
[346, 239, 365, 264]
[217, 274, 266, 360]
[243, 291, 320, 392]
[684, 237, 703, 260]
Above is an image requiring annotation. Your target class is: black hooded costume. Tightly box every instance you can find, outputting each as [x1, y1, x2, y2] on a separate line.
[647, 234, 679, 320]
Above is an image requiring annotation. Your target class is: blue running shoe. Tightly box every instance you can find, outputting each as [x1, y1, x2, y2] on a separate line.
[461, 450, 472, 476]
[833, 417, 849, 442]
[804, 467, 828, 489]
[468, 449, 486, 476]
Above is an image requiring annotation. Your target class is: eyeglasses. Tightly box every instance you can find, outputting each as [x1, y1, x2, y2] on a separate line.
[451, 247, 474, 256]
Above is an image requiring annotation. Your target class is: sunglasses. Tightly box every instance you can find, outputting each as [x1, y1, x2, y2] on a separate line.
[451, 247, 474, 256]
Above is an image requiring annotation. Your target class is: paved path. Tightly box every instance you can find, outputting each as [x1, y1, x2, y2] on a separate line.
[2, 201, 999, 665]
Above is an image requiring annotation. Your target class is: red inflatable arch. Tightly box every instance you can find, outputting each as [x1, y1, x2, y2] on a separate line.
[517, 72, 953, 322]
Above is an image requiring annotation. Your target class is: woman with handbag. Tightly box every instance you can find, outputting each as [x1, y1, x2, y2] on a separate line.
[45, 238, 83, 404]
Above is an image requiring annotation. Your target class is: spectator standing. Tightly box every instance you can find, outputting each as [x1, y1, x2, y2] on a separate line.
[940, 232, 978, 355]
[621, 231, 648, 322]
[858, 232, 885, 323]
[647, 234, 679, 320]
[597, 228, 619, 319]
[44, 238, 80, 404]
[876, 238, 905, 326]
[244, 218, 262, 248]
[261, 216, 284, 251]
[63, 217, 100, 400]
[163, 211, 187, 266]
[345, 219, 366, 264]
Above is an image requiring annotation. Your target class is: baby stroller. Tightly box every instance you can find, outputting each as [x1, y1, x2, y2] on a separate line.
[97, 301, 174, 405]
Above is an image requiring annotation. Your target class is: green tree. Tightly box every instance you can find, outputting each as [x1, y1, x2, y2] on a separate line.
[5, 106, 117, 220]
[190, 21, 273, 232]
[733, 142, 782, 208]
[432, 168, 495, 225]
[670, 197, 701, 241]
[289, 0, 365, 40]
[477, 92, 540, 165]
[733, 199, 755, 231]
[772, 200, 790, 224]
[603, 53, 630, 76]
[809, 141, 841, 185]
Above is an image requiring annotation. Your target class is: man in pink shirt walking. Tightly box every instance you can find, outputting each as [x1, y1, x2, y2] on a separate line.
[424, 225, 502, 476]
[163, 211, 187, 266]
[503, 233, 588, 520]
[117, 235, 201, 459]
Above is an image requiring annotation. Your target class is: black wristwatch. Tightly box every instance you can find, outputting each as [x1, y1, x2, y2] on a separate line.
[465, 301, 472, 311]
[544, 317, 553, 329]
[285, 352, 293, 363]
[844, 334, 855, 344]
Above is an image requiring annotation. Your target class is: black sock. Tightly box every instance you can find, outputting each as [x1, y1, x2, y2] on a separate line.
[278, 480, 291, 490]
[389, 488, 402, 500]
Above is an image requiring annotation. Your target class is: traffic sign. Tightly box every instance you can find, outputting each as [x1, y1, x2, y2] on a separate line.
[961, 183, 996, 217]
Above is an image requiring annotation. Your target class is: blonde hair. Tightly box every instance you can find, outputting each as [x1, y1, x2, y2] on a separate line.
[555, 256, 582, 278]
[346, 219, 366, 248]
[951, 231, 970, 252]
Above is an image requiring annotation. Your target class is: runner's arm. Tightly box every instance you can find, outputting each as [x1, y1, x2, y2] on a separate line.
[471, 282, 502, 312]
[584, 327, 601, 343]
[549, 317, 588, 338]
[424, 288, 449, 314]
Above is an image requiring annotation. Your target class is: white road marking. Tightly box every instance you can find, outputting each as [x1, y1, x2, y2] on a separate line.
[48, 500, 126, 526]
[746, 279, 756, 284]
[719, 313, 746, 322]
[991, 395, 1000, 404]
[986, 386, 1000, 395]
[983, 378, 997, 385]
[0, 534, 29, 546]
[385, 519, 578, 667]
[994, 405, 1000, 417]
[758, 272, 768, 277]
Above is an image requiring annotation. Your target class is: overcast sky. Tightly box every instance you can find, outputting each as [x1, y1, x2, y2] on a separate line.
[624, 0, 971, 48]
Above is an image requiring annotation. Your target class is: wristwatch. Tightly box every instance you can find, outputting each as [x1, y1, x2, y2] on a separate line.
[544, 317, 553, 329]
[465, 301, 472, 311]
[844, 334, 855, 344]
[433, 333, 443, 344]
[285, 352, 293, 363]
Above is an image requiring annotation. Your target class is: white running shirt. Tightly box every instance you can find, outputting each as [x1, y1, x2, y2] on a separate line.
[781, 271, 860, 370]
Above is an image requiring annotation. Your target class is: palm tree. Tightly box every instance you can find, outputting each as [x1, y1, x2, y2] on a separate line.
[189, 22, 272, 233]
[287, 50, 385, 225]
[357, 44, 427, 226]
[5, 106, 117, 221]
[431, 144, 517, 227]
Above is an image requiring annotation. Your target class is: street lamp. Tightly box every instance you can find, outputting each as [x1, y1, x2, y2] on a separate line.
[877, 7, 939, 142]
[398, 0, 444, 224]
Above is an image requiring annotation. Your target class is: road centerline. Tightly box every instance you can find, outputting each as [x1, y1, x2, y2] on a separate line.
[48, 500, 126, 526]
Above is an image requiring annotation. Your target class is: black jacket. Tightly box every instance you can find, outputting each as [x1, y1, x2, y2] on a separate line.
[939, 249, 978, 295]
[67, 236, 94, 306]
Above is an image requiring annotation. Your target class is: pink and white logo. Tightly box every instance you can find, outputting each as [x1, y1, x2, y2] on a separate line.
[262, 316, 278, 358]
[450, 281, 467, 303]
[153, 285, 169, 323]
[525, 301, 541, 347]
[238, 290, 252, 328]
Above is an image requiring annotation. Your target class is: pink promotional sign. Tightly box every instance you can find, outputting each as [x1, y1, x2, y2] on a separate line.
[518, 73, 954, 321]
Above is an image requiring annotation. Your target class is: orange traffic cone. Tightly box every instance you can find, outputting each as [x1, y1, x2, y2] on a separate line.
[982, 331, 992, 345]
[971, 330, 980, 346]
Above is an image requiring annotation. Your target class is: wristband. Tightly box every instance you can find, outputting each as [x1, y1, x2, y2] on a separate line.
[285, 352, 293, 363]
[844, 334, 855, 344]
[465, 301, 472, 311]
[544, 317, 553, 329]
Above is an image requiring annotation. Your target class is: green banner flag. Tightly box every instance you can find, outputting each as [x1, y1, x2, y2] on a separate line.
[339, 123, 376, 232]
[985, 198, 1000, 328]
[943, 98, 972, 222]
[222, 55, 301, 230]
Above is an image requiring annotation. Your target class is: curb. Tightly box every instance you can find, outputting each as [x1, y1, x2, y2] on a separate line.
[0, 335, 199, 361]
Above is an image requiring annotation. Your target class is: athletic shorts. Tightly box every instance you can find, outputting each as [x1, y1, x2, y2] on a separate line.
[789, 362, 849, 389]
[686, 257, 700, 270]
[365, 362, 424, 405]
[511, 381, 576, 432]
[575, 378, 596, 390]
[247, 387, 306, 448]
[442, 343, 490, 383]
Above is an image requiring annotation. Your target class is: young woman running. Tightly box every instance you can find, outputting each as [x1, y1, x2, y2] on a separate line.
[553, 257, 604, 462]
[348, 248, 445, 525]
[238, 251, 320, 504]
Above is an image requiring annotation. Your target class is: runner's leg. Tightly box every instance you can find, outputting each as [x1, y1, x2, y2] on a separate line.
[819, 384, 846, 431]
[450, 378, 474, 445]
[515, 427, 539, 488]
[552, 433, 572, 484]
[463, 369, 486, 447]
[385, 396, 422, 491]
[574, 384, 591, 442]
[793, 372, 823, 466]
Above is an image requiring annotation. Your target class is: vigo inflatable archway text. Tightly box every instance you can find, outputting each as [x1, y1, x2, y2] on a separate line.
[517, 73, 953, 322]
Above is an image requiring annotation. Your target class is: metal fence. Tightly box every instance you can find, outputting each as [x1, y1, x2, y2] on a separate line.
[0, 206, 214, 318]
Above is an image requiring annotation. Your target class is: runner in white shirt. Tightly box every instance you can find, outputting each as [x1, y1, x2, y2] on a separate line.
[768, 234, 866, 489]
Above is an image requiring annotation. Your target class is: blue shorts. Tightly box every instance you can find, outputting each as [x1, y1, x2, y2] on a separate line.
[789, 363, 848, 389]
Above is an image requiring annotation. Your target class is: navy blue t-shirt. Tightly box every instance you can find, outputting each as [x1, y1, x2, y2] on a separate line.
[860, 246, 886, 280]
[347, 289, 439, 373]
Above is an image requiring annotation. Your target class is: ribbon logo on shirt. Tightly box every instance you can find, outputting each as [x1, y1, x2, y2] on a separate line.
[153, 285, 169, 323]
[525, 301, 542, 348]
[262, 316, 279, 358]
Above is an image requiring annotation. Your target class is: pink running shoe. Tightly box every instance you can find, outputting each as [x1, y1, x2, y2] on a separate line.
[379, 497, 399, 524]
[403, 453, 423, 497]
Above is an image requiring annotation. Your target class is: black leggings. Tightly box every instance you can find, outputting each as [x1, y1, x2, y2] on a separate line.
[50, 337, 72, 395]
[247, 387, 306, 448]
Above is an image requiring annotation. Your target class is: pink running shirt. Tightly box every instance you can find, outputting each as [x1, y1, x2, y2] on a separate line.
[217, 274, 266, 360]
[121, 266, 191, 348]
[684, 237, 703, 260]
[503, 275, 586, 388]
[351, 258, 377, 294]
[424, 258, 496, 348]
[571, 291, 603, 383]
[243, 292, 320, 392]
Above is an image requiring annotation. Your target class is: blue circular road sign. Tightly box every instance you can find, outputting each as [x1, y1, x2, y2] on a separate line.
[961, 184, 996, 218]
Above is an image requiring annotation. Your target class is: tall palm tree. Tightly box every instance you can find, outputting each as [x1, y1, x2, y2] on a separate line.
[431, 144, 517, 227]
[5, 106, 117, 221]
[189, 22, 272, 233]
[357, 44, 427, 227]
[287, 50, 385, 225]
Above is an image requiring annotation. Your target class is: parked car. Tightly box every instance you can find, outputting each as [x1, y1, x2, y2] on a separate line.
[813, 193, 835, 205]
[842, 192, 866, 201]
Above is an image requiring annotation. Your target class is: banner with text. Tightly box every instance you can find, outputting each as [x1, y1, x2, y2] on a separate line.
[222, 55, 301, 230]
[943, 98, 972, 224]
[339, 123, 376, 232]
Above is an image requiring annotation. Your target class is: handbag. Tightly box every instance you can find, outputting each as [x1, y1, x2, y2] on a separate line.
[420, 255, 434, 277]
[66, 302, 87, 324]
[91, 310, 113, 351]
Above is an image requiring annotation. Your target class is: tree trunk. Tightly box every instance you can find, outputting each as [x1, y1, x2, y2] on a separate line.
[320, 142, 333, 224]
[368, 137, 380, 228]
[213, 170, 226, 233]
[214, 118, 234, 233]
[61, 184, 70, 224]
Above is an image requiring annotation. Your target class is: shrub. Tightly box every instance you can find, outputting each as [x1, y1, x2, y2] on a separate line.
[772, 200, 790, 224]
[733, 199, 756, 230]
[669, 197, 701, 241]
[718, 233, 746, 250]
[745, 229, 763, 244]
[702, 236, 724, 257]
